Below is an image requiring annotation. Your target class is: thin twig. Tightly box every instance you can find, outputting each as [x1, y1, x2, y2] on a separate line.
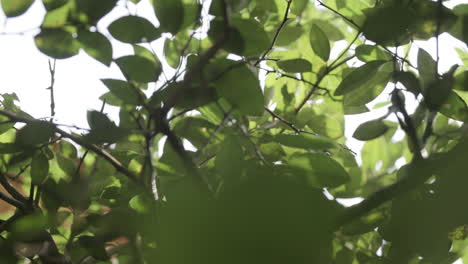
[198, 108, 232, 154]
[264, 107, 300, 133]
[435, 0, 443, 76]
[0, 191, 26, 210]
[295, 55, 355, 113]
[0, 109, 139, 183]
[316, 0, 359, 28]
[162, 0, 231, 113]
[47, 60, 56, 120]
[254, 0, 292, 66]
[0, 173, 27, 203]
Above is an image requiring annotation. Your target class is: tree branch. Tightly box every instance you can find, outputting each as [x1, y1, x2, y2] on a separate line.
[0, 110, 139, 184]
[0, 173, 27, 204]
[334, 158, 431, 229]
[0, 191, 26, 210]
[254, 0, 292, 66]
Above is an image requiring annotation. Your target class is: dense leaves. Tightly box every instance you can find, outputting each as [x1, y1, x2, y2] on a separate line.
[2, 0, 468, 263]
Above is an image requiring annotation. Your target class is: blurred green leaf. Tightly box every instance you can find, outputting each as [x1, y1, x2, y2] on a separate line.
[1, 0, 33, 17]
[355, 45, 391, 62]
[309, 24, 330, 61]
[277, 59, 312, 73]
[102, 79, 144, 105]
[273, 133, 338, 150]
[108, 16, 160, 43]
[34, 29, 79, 59]
[78, 30, 113, 66]
[153, 0, 184, 34]
[31, 151, 49, 184]
[115, 55, 161, 83]
[288, 152, 350, 188]
[335, 60, 387, 96]
[16, 121, 55, 147]
[417, 48, 437, 89]
[353, 119, 389, 141]
[213, 60, 264, 116]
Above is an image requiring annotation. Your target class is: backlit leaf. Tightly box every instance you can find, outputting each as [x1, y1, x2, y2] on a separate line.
[16, 121, 55, 147]
[274, 133, 338, 150]
[34, 29, 79, 59]
[353, 119, 389, 141]
[288, 153, 350, 188]
[213, 60, 264, 116]
[153, 0, 184, 34]
[215, 136, 244, 185]
[417, 48, 437, 89]
[31, 151, 49, 184]
[355, 45, 391, 62]
[277, 59, 312, 73]
[108, 16, 160, 43]
[101, 79, 144, 105]
[78, 30, 113, 66]
[335, 60, 387, 96]
[309, 24, 330, 61]
[115, 55, 161, 83]
[1, 0, 33, 17]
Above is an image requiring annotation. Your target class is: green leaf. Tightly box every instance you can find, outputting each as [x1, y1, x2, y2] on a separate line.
[423, 76, 454, 111]
[352, 119, 389, 141]
[213, 60, 264, 116]
[0, 115, 13, 136]
[115, 55, 161, 83]
[41, 1, 72, 28]
[273, 133, 338, 150]
[343, 62, 393, 106]
[101, 79, 144, 105]
[394, 71, 421, 96]
[129, 194, 153, 214]
[153, 0, 184, 34]
[1, 0, 33, 17]
[449, 4, 468, 45]
[439, 91, 468, 121]
[362, 4, 413, 45]
[309, 24, 330, 61]
[31, 151, 49, 184]
[0, 143, 22, 154]
[410, 0, 457, 40]
[454, 70, 468, 91]
[334, 60, 388, 96]
[310, 19, 345, 41]
[355, 45, 391, 62]
[208, 19, 245, 55]
[291, 0, 308, 16]
[230, 18, 270, 57]
[133, 45, 158, 64]
[34, 29, 79, 59]
[78, 30, 113, 66]
[16, 121, 55, 147]
[344, 105, 369, 115]
[276, 23, 303, 46]
[108, 16, 160, 43]
[85, 111, 128, 144]
[215, 136, 244, 185]
[150, 82, 218, 110]
[75, 0, 117, 25]
[42, 0, 68, 11]
[417, 48, 437, 89]
[288, 153, 350, 188]
[277, 59, 312, 73]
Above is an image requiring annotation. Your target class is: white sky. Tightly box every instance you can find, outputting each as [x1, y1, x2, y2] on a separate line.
[1, 1, 468, 261]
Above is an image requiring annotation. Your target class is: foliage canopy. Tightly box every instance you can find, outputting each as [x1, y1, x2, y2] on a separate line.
[0, 0, 468, 263]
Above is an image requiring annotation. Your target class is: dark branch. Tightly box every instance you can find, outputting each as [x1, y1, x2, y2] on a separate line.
[0, 109, 139, 184]
[254, 0, 292, 66]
